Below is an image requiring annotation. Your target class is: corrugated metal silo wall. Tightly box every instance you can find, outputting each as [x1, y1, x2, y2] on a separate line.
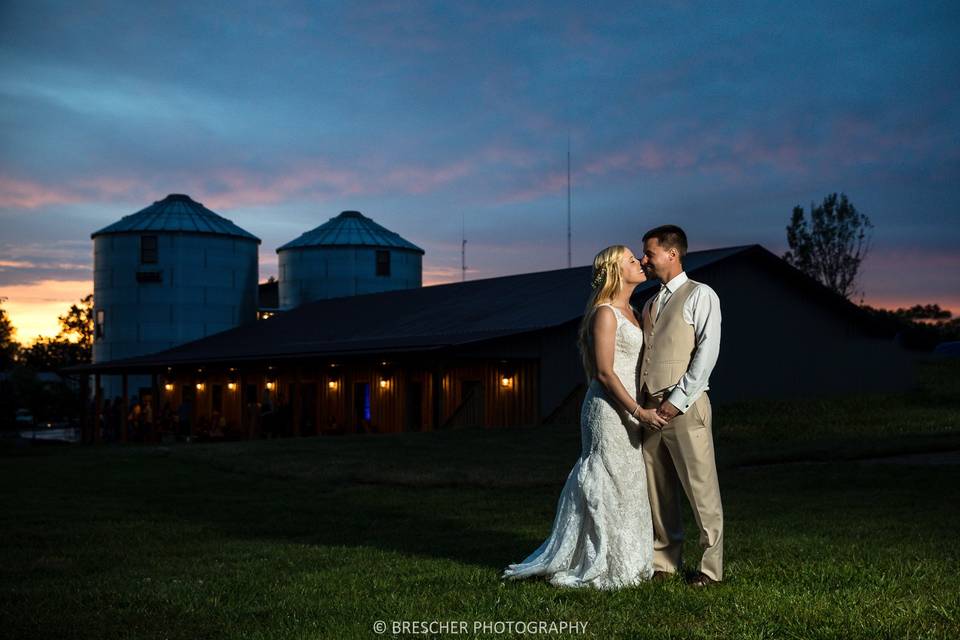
[92, 232, 258, 399]
[278, 246, 422, 308]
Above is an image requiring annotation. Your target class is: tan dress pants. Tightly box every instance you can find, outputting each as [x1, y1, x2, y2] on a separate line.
[641, 390, 724, 581]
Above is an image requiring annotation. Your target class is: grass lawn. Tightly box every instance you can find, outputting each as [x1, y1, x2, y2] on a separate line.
[1, 358, 958, 639]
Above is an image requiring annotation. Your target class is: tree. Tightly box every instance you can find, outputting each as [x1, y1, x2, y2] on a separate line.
[784, 193, 873, 300]
[19, 336, 90, 371]
[0, 297, 19, 369]
[891, 303, 952, 321]
[57, 293, 94, 354]
[19, 292, 93, 370]
[860, 303, 960, 350]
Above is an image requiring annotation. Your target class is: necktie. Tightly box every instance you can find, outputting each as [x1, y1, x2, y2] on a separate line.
[655, 284, 669, 320]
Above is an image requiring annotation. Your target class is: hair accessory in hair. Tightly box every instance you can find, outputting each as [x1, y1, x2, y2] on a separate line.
[591, 270, 605, 290]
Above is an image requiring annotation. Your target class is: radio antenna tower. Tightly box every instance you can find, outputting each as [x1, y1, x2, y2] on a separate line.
[567, 134, 572, 268]
[461, 212, 467, 282]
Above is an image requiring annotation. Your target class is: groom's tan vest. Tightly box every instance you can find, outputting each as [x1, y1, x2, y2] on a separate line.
[639, 279, 699, 396]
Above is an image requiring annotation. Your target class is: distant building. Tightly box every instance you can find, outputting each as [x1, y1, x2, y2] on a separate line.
[67, 245, 913, 443]
[277, 210, 424, 309]
[258, 279, 279, 320]
[90, 194, 260, 400]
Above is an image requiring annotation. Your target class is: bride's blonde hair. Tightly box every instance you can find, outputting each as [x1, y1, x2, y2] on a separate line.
[576, 245, 628, 381]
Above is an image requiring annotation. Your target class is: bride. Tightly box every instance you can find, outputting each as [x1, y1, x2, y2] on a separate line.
[501, 245, 666, 589]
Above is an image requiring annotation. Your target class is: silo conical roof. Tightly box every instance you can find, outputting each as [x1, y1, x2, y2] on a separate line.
[91, 194, 260, 242]
[277, 210, 424, 254]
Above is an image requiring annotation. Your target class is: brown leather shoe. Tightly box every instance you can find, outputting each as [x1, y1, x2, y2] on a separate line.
[686, 572, 719, 587]
[651, 571, 674, 582]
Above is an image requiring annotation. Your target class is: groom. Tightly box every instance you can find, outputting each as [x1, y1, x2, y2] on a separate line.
[637, 225, 724, 587]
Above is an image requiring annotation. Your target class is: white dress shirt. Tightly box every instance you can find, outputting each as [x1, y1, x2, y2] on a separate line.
[645, 271, 722, 414]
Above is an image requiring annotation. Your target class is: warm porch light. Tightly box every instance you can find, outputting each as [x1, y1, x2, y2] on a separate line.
[164, 383, 173, 392]
[379, 377, 391, 389]
[196, 382, 205, 391]
[265, 381, 275, 390]
[328, 380, 339, 390]
[500, 375, 513, 389]
[227, 382, 237, 391]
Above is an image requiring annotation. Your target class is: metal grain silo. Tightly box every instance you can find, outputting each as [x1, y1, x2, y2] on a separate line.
[277, 210, 424, 308]
[91, 194, 260, 399]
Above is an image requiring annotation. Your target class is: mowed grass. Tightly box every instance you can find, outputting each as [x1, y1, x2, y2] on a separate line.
[1, 358, 958, 639]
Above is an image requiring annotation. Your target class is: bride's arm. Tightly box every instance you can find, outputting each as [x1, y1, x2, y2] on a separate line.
[592, 307, 667, 429]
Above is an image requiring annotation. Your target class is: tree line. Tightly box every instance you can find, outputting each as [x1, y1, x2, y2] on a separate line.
[0, 294, 92, 371]
[0, 294, 92, 429]
[784, 192, 959, 349]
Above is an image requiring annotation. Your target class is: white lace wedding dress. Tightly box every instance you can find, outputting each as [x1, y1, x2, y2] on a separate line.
[502, 303, 653, 589]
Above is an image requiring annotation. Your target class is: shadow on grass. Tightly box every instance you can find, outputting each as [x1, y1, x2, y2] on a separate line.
[3, 439, 561, 571]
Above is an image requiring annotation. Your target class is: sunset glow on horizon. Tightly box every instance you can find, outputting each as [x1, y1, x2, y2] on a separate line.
[3, 257, 957, 346]
[2, 278, 93, 344]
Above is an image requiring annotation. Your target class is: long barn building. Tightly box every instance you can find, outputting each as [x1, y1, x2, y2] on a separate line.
[66, 245, 911, 443]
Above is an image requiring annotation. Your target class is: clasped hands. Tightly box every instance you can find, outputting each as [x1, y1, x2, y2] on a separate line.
[656, 400, 680, 421]
[631, 399, 678, 430]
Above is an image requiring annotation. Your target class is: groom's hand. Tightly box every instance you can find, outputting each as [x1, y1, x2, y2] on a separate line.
[657, 400, 679, 421]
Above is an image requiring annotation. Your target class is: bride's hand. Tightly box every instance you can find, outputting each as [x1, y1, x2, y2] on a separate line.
[636, 407, 668, 429]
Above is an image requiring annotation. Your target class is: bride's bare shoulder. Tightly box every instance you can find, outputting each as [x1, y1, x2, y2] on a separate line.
[590, 304, 617, 323]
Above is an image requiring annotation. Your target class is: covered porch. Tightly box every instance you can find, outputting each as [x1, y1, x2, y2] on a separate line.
[72, 354, 540, 444]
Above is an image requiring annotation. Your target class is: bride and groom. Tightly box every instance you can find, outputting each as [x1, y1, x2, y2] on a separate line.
[502, 224, 724, 590]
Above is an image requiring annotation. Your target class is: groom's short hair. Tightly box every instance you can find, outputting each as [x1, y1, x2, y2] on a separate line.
[643, 225, 688, 258]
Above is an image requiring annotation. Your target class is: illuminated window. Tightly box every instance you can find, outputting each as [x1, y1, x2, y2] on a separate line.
[95, 309, 105, 340]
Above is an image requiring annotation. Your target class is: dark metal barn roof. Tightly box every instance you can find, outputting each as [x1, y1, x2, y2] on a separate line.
[67, 245, 791, 374]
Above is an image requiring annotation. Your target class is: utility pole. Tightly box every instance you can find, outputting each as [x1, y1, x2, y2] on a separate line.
[567, 135, 572, 269]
